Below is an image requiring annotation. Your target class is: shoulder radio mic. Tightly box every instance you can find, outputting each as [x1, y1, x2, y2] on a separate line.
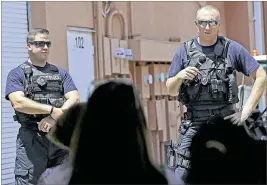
[184, 56, 206, 86]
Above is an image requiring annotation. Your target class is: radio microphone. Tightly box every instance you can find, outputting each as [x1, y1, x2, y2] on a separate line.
[184, 56, 206, 86]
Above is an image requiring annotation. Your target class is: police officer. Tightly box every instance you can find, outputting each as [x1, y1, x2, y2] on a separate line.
[5, 28, 80, 185]
[166, 5, 267, 184]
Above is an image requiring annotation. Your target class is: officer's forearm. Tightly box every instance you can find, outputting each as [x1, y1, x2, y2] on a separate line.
[61, 96, 80, 112]
[242, 75, 266, 114]
[166, 74, 183, 96]
[13, 96, 52, 115]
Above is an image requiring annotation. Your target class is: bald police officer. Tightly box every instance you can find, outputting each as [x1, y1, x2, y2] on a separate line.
[166, 5, 267, 184]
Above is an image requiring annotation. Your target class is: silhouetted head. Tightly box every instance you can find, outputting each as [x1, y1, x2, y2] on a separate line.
[69, 79, 168, 184]
[186, 115, 266, 184]
[47, 103, 87, 151]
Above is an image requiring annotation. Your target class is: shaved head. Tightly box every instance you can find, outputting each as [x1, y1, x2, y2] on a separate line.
[196, 5, 220, 21]
[194, 5, 221, 45]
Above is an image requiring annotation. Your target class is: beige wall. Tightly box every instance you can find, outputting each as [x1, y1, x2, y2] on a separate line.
[223, 2, 256, 86]
[225, 2, 250, 50]
[30, 2, 94, 70]
[30, 2, 47, 29]
[30, 1, 262, 74]
[131, 2, 199, 41]
[126, 2, 226, 41]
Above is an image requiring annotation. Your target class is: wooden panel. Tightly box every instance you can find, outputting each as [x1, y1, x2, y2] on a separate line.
[149, 64, 162, 96]
[136, 65, 150, 99]
[119, 40, 129, 74]
[110, 38, 121, 74]
[141, 99, 149, 126]
[159, 98, 167, 141]
[150, 131, 161, 164]
[103, 37, 112, 76]
[147, 99, 158, 130]
[128, 39, 181, 62]
[161, 64, 169, 95]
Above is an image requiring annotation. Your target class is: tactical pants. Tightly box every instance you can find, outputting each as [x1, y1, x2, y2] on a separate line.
[15, 126, 68, 185]
[174, 109, 235, 184]
[175, 122, 201, 185]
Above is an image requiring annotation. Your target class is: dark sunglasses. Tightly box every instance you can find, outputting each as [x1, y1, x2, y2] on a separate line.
[197, 20, 220, 27]
[29, 41, 52, 48]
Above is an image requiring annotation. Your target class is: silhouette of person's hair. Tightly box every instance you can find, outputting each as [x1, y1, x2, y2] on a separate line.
[69, 79, 168, 184]
[47, 103, 87, 150]
[37, 103, 87, 185]
[186, 115, 266, 184]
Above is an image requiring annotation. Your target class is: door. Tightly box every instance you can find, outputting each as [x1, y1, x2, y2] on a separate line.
[2, 2, 29, 184]
[66, 27, 95, 102]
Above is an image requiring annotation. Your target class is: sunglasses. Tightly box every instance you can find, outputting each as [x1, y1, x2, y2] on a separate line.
[29, 41, 52, 48]
[197, 20, 220, 27]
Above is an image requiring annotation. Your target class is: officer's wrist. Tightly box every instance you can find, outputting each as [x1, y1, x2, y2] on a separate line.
[242, 105, 252, 115]
[49, 106, 56, 120]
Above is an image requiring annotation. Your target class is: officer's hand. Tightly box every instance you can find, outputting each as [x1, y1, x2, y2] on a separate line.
[37, 116, 56, 132]
[177, 67, 199, 80]
[224, 111, 248, 126]
[51, 107, 64, 120]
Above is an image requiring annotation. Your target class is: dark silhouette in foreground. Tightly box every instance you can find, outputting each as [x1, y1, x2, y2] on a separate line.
[69, 80, 169, 184]
[186, 115, 266, 184]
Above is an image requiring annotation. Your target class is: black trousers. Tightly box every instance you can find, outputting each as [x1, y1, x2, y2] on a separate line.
[14, 126, 68, 185]
[174, 109, 235, 184]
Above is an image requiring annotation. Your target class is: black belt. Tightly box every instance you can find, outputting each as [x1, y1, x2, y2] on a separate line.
[20, 123, 47, 135]
[14, 114, 48, 122]
[185, 107, 235, 120]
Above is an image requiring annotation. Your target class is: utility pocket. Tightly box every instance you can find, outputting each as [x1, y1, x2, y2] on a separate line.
[14, 168, 29, 177]
[186, 83, 201, 100]
[14, 168, 30, 184]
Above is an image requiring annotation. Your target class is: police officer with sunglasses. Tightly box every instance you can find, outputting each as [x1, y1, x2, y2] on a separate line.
[166, 5, 266, 184]
[5, 28, 80, 185]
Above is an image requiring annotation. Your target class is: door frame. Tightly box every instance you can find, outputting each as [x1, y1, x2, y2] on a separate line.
[66, 27, 96, 102]
[67, 26, 98, 81]
[66, 26, 96, 70]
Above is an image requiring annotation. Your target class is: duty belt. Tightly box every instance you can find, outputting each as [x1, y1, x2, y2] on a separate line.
[13, 114, 47, 122]
[20, 122, 44, 132]
[185, 107, 235, 120]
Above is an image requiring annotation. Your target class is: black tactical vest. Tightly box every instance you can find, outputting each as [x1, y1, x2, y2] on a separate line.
[14, 63, 65, 123]
[178, 37, 239, 110]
